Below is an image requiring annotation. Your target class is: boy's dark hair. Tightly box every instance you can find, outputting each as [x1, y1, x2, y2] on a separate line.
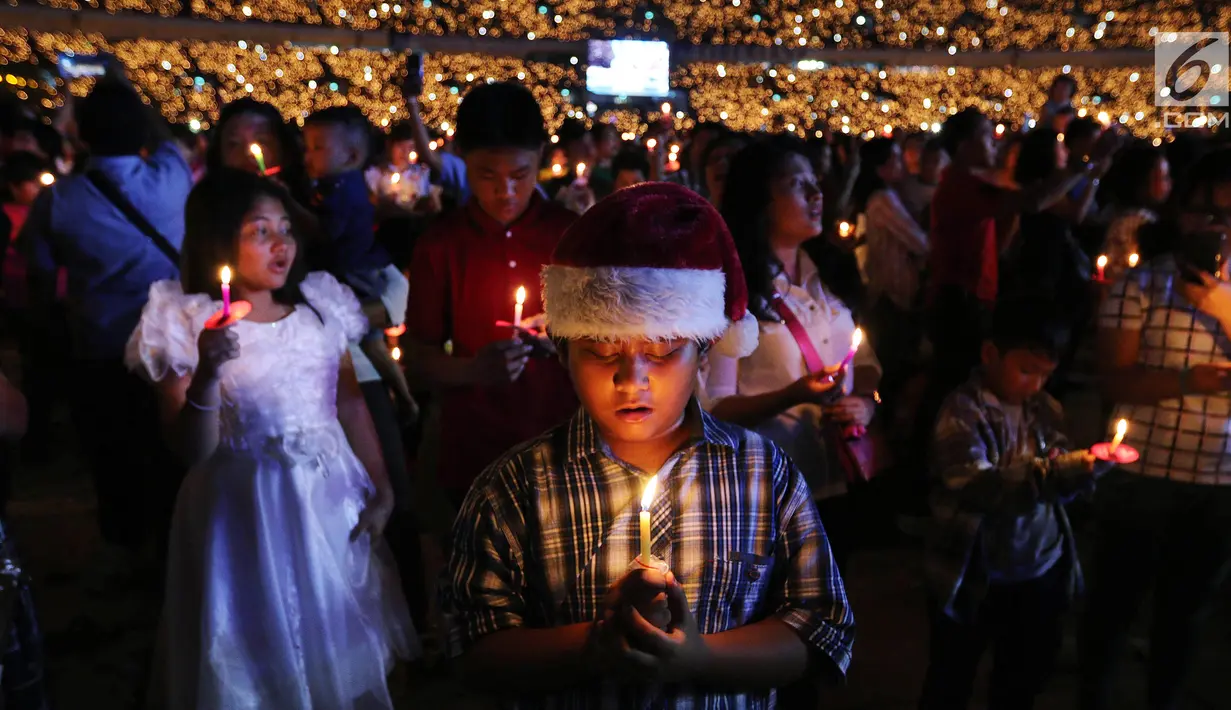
[1065, 117, 1100, 146]
[1050, 75, 1078, 98]
[939, 107, 985, 157]
[388, 120, 415, 143]
[989, 298, 1071, 362]
[306, 106, 370, 146]
[454, 82, 547, 155]
[610, 149, 650, 179]
[77, 81, 149, 157]
[556, 118, 589, 148]
[2, 151, 51, 187]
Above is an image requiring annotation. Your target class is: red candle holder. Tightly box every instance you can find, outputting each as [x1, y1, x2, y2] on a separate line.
[1090, 441, 1140, 464]
[204, 301, 251, 330]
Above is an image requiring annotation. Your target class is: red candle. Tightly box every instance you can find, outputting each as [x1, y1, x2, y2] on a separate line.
[1096, 254, 1108, 282]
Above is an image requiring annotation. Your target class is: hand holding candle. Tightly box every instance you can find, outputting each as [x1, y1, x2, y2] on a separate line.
[1092, 418, 1139, 464]
[249, 143, 267, 175]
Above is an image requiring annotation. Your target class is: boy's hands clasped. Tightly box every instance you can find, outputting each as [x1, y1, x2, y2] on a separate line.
[588, 567, 710, 685]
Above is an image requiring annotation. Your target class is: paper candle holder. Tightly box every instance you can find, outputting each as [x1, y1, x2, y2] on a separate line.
[1090, 442, 1140, 465]
[204, 301, 252, 330]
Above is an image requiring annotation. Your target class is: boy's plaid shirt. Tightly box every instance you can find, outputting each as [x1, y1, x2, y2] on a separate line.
[926, 376, 1085, 624]
[442, 404, 855, 709]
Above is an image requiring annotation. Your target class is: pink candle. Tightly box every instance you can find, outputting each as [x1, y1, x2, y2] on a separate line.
[220, 266, 232, 318]
[840, 327, 864, 369]
[1096, 255, 1108, 282]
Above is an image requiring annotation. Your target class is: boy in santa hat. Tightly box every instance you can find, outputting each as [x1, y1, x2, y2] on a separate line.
[442, 182, 855, 707]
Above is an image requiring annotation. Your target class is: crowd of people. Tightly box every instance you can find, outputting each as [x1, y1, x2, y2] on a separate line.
[0, 64, 1228, 710]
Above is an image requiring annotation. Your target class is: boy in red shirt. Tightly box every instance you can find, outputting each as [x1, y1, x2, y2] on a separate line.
[406, 82, 579, 521]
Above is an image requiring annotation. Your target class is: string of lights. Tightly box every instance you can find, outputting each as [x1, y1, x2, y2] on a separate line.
[5, 0, 1226, 49]
[0, 29, 1202, 141]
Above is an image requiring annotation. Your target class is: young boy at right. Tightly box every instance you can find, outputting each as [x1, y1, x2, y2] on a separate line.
[919, 298, 1113, 710]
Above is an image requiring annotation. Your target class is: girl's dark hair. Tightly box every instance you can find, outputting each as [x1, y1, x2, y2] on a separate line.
[181, 168, 313, 312]
[1014, 129, 1062, 186]
[851, 137, 896, 213]
[1139, 147, 1231, 259]
[2, 151, 51, 186]
[205, 99, 312, 205]
[1107, 141, 1166, 210]
[720, 135, 812, 321]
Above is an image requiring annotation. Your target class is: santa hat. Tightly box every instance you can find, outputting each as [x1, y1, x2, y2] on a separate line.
[541, 182, 759, 358]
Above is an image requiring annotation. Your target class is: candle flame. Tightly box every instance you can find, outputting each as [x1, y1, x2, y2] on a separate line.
[552, 163, 563, 176]
[647, 138, 657, 150]
[391, 172, 401, 184]
[576, 162, 586, 178]
[409, 151, 418, 164]
[429, 140, 438, 151]
[1097, 254, 1108, 269]
[515, 286, 526, 306]
[661, 102, 671, 115]
[249, 143, 263, 161]
[838, 221, 852, 237]
[1128, 253, 1139, 268]
[640, 475, 658, 511]
[220, 266, 232, 286]
[38, 172, 55, 186]
[670, 144, 680, 153]
[1115, 419, 1127, 439]
[391, 346, 402, 362]
[851, 327, 863, 351]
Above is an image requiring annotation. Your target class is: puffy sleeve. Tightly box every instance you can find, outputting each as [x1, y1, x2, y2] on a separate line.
[124, 280, 215, 383]
[300, 271, 369, 352]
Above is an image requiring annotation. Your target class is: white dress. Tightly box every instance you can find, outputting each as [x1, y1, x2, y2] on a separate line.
[126, 271, 417, 710]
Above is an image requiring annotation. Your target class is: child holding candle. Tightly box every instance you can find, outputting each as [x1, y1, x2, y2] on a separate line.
[126, 169, 415, 708]
[442, 183, 854, 707]
[919, 298, 1113, 710]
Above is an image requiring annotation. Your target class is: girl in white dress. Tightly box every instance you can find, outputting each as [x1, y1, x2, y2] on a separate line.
[127, 169, 416, 709]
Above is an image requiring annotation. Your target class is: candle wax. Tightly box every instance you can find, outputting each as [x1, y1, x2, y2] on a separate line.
[640, 509, 652, 562]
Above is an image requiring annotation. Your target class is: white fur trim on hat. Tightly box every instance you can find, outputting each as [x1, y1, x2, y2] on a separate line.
[543, 265, 729, 343]
[712, 310, 759, 359]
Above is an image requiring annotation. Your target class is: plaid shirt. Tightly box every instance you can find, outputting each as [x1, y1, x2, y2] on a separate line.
[926, 376, 1084, 624]
[442, 403, 855, 709]
[1099, 256, 1231, 486]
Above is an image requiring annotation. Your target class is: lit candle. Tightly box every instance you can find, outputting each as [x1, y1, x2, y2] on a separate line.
[840, 327, 863, 368]
[575, 162, 588, 187]
[1096, 254, 1108, 281]
[1109, 419, 1128, 455]
[390, 172, 401, 186]
[409, 150, 418, 165]
[647, 138, 658, 151]
[249, 143, 266, 175]
[391, 346, 402, 362]
[660, 102, 671, 116]
[639, 475, 658, 563]
[838, 221, 852, 239]
[551, 163, 563, 176]
[1128, 253, 1139, 268]
[38, 172, 55, 186]
[513, 286, 526, 328]
[220, 266, 232, 319]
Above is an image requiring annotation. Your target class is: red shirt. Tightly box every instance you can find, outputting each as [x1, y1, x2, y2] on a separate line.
[928, 167, 1006, 304]
[407, 195, 580, 495]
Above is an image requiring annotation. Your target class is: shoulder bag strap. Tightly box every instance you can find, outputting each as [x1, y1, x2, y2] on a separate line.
[769, 292, 827, 375]
[86, 169, 180, 267]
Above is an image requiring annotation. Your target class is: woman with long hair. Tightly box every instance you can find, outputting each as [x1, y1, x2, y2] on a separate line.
[853, 138, 929, 418]
[127, 169, 415, 707]
[1101, 141, 1172, 282]
[705, 135, 881, 573]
